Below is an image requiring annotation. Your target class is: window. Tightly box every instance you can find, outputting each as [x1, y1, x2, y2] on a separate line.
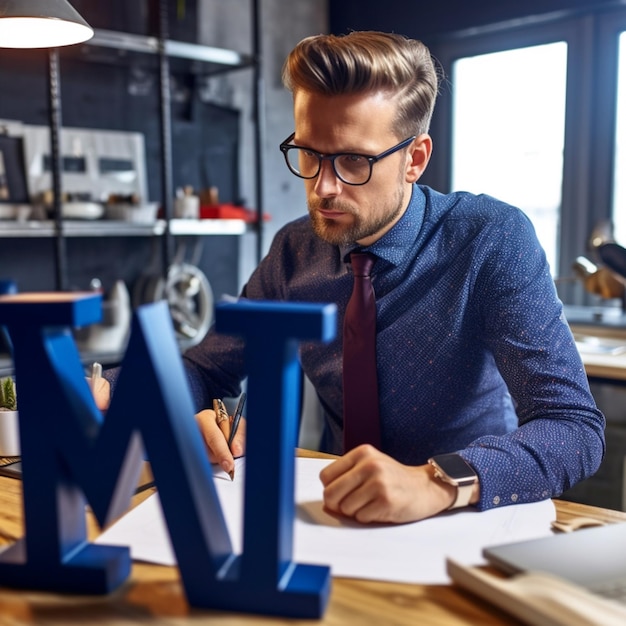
[450, 43, 568, 273]
[428, 12, 626, 303]
[613, 31, 626, 245]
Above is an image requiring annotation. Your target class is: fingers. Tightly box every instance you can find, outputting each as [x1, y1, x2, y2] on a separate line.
[320, 445, 380, 521]
[91, 377, 111, 410]
[320, 446, 431, 524]
[319, 445, 366, 485]
[195, 408, 235, 475]
[195, 400, 247, 479]
[229, 417, 246, 458]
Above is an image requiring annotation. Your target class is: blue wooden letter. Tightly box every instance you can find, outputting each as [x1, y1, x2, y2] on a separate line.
[212, 300, 337, 616]
[0, 294, 336, 619]
[0, 292, 136, 592]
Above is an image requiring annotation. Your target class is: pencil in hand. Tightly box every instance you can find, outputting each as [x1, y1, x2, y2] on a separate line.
[226, 393, 246, 481]
[213, 398, 235, 480]
[228, 392, 246, 448]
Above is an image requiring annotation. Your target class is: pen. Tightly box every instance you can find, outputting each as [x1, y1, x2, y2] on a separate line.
[213, 397, 236, 480]
[228, 392, 246, 448]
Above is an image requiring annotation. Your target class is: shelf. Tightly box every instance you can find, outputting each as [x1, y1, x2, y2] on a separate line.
[69, 29, 255, 75]
[165, 219, 249, 236]
[0, 350, 124, 379]
[0, 219, 249, 238]
[91, 29, 251, 66]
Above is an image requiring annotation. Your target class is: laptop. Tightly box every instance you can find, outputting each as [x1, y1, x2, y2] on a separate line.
[483, 521, 626, 603]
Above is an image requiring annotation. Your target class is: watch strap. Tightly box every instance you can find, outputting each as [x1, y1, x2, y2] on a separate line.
[450, 477, 476, 509]
[428, 454, 478, 510]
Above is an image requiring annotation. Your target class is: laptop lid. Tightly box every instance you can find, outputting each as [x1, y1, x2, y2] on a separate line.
[483, 522, 626, 590]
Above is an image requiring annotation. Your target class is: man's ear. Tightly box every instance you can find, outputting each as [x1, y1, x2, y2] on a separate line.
[405, 134, 433, 183]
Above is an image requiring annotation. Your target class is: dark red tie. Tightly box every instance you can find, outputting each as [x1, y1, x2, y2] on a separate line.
[342, 251, 381, 451]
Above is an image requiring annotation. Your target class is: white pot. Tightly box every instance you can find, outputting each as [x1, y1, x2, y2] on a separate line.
[0, 410, 20, 456]
[174, 194, 200, 219]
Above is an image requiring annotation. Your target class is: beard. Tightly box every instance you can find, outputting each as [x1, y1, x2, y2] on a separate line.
[307, 180, 406, 246]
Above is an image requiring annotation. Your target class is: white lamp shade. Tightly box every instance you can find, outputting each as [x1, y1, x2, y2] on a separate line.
[0, 0, 94, 48]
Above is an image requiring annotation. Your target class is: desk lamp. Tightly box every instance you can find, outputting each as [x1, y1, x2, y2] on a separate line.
[0, 0, 93, 290]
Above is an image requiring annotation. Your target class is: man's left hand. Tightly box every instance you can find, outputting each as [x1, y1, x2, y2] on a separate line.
[319, 444, 459, 524]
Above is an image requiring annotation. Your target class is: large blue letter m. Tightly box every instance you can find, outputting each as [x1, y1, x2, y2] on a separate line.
[0, 293, 335, 618]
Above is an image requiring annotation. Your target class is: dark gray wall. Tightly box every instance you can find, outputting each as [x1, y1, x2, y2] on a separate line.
[71, 0, 200, 41]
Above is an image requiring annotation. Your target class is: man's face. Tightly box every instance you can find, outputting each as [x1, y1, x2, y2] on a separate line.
[292, 90, 418, 247]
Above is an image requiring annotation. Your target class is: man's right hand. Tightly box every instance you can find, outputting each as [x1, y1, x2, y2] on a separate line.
[195, 408, 246, 478]
[88, 375, 246, 477]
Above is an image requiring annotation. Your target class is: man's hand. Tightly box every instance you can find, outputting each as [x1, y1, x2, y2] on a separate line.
[87, 373, 246, 477]
[195, 408, 246, 477]
[91, 376, 111, 411]
[319, 445, 465, 524]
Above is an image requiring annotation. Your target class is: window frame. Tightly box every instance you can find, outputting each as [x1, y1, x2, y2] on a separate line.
[596, 11, 626, 245]
[426, 9, 626, 304]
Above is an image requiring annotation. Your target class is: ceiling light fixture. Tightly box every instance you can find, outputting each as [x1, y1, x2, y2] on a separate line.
[0, 0, 93, 49]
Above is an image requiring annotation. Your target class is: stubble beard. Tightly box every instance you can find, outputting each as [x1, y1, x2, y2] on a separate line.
[308, 182, 406, 246]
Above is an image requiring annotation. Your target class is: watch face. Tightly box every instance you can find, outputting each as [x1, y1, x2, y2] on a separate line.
[434, 453, 475, 480]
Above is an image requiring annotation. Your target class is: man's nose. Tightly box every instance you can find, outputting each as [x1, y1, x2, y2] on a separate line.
[314, 160, 342, 196]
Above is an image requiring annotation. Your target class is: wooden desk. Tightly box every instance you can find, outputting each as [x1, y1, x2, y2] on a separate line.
[580, 347, 626, 383]
[570, 322, 626, 383]
[1, 453, 625, 625]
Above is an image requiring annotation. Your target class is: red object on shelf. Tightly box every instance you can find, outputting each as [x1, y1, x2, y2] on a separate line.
[199, 203, 270, 222]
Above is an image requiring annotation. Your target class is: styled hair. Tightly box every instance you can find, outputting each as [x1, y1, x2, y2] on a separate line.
[282, 31, 440, 137]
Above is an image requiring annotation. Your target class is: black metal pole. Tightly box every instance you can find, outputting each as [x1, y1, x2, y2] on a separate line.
[252, 0, 265, 264]
[47, 48, 68, 291]
[157, 0, 174, 276]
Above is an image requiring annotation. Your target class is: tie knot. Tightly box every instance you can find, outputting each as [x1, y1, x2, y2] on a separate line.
[350, 252, 375, 277]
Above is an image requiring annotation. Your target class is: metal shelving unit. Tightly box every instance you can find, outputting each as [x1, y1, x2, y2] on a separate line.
[86, 29, 253, 70]
[12, 0, 263, 288]
[0, 2, 264, 375]
[0, 219, 250, 238]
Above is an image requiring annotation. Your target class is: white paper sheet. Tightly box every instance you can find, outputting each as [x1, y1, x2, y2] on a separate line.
[96, 457, 556, 584]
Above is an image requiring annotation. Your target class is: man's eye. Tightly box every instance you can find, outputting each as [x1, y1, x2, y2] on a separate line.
[341, 154, 366, 165]
[340, 154, 365, 165]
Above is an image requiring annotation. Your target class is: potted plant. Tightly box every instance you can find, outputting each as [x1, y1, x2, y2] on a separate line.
[0, 377, 19, 456]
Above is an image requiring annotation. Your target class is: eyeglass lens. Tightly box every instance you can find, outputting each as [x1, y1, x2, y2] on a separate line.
[284, 148, 371, 185]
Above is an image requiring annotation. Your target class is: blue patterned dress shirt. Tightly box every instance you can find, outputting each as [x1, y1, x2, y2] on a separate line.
[182, 184, 605, 511]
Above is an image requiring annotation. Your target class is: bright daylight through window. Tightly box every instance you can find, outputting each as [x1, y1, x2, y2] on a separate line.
[451, 43, 568, 275]
[613, 32, 626, 247]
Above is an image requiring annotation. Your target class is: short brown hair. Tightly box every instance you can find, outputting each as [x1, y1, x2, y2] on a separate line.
[282, 31, 440, 137]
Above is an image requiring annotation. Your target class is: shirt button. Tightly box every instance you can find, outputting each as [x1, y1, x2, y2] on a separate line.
[511, 493, 518, 502]
[493, 495, 501, 505]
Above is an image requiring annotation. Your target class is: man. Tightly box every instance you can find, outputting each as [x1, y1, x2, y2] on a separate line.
[100, 31, 604, 524]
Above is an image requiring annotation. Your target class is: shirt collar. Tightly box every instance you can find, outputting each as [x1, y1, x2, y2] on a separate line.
[340, 185, 426, 267]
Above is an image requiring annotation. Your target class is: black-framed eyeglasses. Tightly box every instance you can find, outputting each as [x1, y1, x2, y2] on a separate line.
[279, 133, 416, 186]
